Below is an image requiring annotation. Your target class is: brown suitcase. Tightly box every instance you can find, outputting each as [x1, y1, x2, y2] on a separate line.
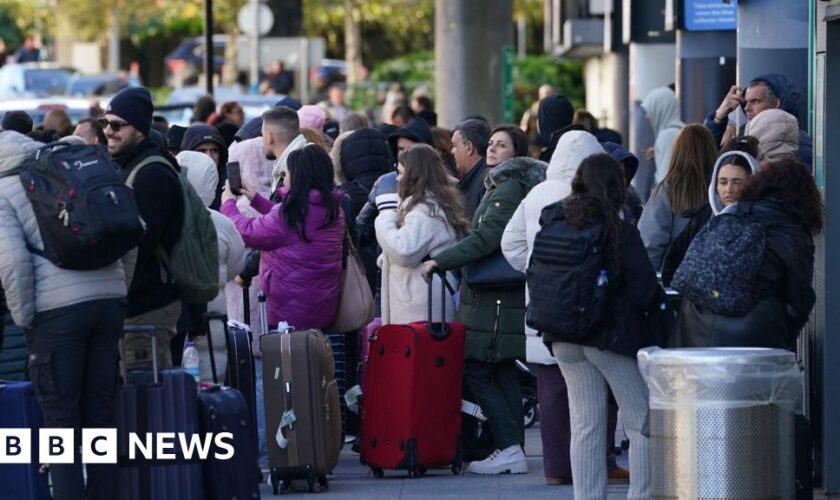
[259, 293, 342, 494]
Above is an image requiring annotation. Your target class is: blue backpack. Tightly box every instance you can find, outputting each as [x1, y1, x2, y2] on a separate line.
[671, 210, 765, 316]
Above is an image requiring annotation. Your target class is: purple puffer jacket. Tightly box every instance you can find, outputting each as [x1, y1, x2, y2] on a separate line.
[221, 188, 344, 355]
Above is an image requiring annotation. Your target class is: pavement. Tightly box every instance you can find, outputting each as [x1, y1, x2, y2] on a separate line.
[257, 423, 632, 498]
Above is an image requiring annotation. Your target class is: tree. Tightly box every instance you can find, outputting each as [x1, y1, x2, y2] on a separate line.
[302, 0, 433, 65]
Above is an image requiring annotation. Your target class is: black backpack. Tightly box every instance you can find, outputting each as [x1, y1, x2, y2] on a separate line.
[526, 203, 610, 341]
[19, 141, 144, 270]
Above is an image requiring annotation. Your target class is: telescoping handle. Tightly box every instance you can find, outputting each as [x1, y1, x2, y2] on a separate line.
[203, 312, 228, 385]
[258, 292, 269, 336]
[426, 269, 455, 340]
[123, 325, 159, 384]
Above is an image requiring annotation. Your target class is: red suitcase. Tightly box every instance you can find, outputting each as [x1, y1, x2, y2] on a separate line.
[360, 274, 464, 478]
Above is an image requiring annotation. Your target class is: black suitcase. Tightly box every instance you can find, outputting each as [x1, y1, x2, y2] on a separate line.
[117, 325, 204, 500]
[221, 313, 258, 434]
[198, 314, 261, 500]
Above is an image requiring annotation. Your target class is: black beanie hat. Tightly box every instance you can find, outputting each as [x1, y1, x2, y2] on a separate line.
[106, 87, 153, 136]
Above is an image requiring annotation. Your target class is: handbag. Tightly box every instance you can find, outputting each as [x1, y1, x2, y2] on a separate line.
[464, 249, 526, 288]
[329, 228, 375, 332]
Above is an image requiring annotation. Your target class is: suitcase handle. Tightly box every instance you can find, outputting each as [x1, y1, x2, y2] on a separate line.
[426, 269, 454, 341]
[258, 292, 269, 338]
[203, 312, 228, 385]
[124, 325, 159, 384]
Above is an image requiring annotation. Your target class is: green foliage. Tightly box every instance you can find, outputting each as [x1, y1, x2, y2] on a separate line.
[303, 0, 433, 65]
[513, 55, 584, 118]
[363, 51, 585, 121]
[369, 50, 433, 84]
[0, 7, 23, 48]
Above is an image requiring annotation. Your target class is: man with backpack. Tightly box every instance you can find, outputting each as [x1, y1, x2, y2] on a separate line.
[0, 131, 131, 499]
[104, 87, 188, 370]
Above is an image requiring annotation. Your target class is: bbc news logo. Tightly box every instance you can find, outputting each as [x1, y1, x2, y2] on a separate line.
[0, 429, 235, 464]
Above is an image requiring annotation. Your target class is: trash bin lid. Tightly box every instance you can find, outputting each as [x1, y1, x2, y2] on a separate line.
[639, 347, 795, 367]
[637, 347, 801, 411]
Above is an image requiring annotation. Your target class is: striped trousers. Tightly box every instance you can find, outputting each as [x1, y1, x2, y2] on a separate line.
[552, 342, 650, 500]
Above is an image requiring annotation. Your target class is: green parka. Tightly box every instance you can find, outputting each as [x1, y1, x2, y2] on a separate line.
[434, 157, 547, 363]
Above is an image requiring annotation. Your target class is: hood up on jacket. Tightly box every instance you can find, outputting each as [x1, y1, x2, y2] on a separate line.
[0, 131, 40, 176]
[235, 117, 263, 142]
[602, 141, 639, 186]
[181, 124, 228, 164]
[387, 118, 434, 161]
[485, 156, 547, 191]
[229, 137, 275, 199]
[546, 130, 604, 183]
[641, 87, 684, 136]
[750, 73, 802, 119]
[340, 127, 392, 183]
[177, 151, 218, 207]
[744, 108, 799, 162]
[708, 150, 761, 215]
[537, 94, 574, 147]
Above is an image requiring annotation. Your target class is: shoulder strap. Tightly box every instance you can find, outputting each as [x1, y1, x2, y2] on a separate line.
[126, 155, 175, 187]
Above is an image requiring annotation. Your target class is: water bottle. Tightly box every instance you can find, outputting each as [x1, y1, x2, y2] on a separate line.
[596, 269, 609, 287]
[182, 341, 200, 386]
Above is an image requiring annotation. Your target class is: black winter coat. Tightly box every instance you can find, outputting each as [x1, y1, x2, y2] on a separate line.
[339, 128, 392, 217]
[116, 139, 184, 317]
[457, 158, 487, 220]
[660, 204, 712, 286]
[672, 199, 815, 351]
[540, 217, 661, 358]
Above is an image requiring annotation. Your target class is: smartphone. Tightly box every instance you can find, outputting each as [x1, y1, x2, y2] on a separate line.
[227, 161, 242, 195]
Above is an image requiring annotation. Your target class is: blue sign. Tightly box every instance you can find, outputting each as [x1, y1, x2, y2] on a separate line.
[684, 0, 737, 31]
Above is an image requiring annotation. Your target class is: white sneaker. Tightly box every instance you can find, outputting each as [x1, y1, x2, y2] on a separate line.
[467, 445, 528, 475]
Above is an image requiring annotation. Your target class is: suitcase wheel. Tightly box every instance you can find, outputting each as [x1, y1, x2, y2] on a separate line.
[452, 463, 462, 475]
[372, 466, 384, 479]
[307, 477, 321, 494]
[417, 467, 427, 477]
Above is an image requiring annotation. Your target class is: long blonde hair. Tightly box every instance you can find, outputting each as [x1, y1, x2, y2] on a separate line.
[661, 124, 718, 213]
[396, 145, 469, 233]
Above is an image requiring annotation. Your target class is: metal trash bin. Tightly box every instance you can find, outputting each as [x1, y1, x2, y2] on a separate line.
[638, 347, 800, 499]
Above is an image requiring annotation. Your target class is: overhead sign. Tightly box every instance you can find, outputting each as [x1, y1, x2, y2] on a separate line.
[684, 0, 737, 31]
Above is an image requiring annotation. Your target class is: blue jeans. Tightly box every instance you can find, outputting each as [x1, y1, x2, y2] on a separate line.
[254, 358, 268, 467]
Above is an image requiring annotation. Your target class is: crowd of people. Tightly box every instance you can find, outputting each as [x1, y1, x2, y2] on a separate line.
[0, 70, 822, 499]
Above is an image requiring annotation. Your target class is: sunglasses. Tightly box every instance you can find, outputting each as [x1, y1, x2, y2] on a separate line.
[98, 118, 130, 132]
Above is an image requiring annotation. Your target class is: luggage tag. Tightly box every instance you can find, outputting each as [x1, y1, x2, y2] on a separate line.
[227, 319, 251, 332]
[461, 400, 487, 422]
[275, 408, 297, 449]
[344, 385, 362, 414]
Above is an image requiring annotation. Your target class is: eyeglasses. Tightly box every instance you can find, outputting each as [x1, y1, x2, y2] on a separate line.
[98, 119, 130, 132]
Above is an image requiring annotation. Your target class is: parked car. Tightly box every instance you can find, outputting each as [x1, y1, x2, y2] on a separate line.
[164, 36, 226, 88]
[160, 86, 282, 127]
[0, 97, 107, 126]
[65, 73, 141, 97]
[0, 63, 76, 98]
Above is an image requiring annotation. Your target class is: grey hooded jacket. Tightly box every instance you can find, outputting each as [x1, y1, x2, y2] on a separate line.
[0, 131, 127, 328]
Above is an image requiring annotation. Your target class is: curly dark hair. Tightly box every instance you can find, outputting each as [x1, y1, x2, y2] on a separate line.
[738, 158, 824, 235]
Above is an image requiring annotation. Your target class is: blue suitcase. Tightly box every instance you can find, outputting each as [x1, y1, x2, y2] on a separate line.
[200, 313, 260, 500]
[0, 381, 50, 500]
[117, 325, 204, 500]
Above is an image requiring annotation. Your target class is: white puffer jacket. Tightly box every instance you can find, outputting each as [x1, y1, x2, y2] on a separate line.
[375, 196, 458, 325]
[501, 131, 604, 364]
[0, 131, 127, 328]
[179, 151, 247, 381]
